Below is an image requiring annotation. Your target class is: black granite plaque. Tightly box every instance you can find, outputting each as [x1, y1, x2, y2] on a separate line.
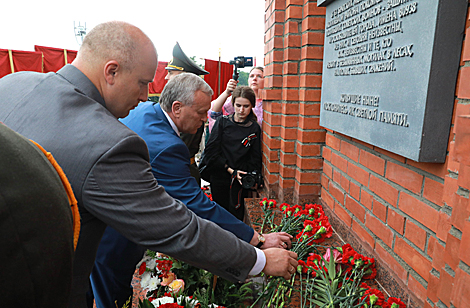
[318, 0, 467, 162]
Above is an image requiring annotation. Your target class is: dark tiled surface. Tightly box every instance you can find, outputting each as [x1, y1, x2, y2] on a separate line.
[245, 198, 422, 308]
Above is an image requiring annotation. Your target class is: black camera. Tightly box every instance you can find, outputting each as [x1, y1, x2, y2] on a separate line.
[241, 170, 263, 189]
[229, 56, 253, 81]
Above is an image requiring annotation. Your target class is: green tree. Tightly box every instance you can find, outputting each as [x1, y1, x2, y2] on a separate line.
[238, 71, 248, 86]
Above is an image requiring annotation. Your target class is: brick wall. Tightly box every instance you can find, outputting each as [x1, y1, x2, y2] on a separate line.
[262, 0, 326, 204]
[263, 0, 470, 307]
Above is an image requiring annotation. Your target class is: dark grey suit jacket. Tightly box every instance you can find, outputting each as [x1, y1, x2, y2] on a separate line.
[0, 65, 256, 308]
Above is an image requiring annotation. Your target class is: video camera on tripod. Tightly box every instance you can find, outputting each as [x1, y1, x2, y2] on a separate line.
[229, 56, 253, 81]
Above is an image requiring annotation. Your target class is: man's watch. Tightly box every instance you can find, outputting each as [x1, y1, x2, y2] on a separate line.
[256, 234, 265, 249]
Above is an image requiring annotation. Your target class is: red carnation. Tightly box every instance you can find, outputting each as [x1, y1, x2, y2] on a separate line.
[138, 262, 147, 275]
[386, 297, 406, 308]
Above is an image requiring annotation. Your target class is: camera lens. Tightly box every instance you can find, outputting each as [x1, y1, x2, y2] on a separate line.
[241, 175, 256, 189]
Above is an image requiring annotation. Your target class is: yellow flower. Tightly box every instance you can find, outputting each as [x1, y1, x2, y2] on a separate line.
[169, 279, 185, 294]
[161, 272, 175, 286]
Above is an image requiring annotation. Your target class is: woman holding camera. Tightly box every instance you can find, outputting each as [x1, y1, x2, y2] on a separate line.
[199, 86, 262, 221]
[208, 66, 264, 132]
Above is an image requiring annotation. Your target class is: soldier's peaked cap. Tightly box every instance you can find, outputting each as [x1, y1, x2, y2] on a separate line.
[166, 42, 209, 75]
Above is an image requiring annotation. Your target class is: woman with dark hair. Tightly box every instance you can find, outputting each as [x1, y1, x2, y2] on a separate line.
[208, 66, 264, 132]
[199, 86, 262, 221]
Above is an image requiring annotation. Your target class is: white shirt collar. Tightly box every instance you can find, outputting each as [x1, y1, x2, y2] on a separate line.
[161, 107, 180, 136]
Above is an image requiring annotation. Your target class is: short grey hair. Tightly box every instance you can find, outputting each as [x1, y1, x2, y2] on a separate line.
[79, 21, 153, 70]
[160, 73, 213, 112]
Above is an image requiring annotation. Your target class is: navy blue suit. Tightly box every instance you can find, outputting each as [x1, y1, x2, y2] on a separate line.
[90, 102, 254, 308]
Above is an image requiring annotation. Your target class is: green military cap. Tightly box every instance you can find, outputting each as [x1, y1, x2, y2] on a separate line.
[166, 42, 209, 76]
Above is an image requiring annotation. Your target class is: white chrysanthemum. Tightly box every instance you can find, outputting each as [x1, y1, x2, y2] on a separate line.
[151, 296, 174, 307]
[147, 276, 161, 291]
[140, 271, 151, 289]
[146, 258, 157, 271]
[176, 296, 198, 307]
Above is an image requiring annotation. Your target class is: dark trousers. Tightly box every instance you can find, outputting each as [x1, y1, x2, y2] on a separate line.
[88, 226, 146, 308]
[210, 175, 246, 221]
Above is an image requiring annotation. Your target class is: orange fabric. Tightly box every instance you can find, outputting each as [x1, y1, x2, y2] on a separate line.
[149, 61, 169, 95]
[30, 140, 80, 250]
[34, 45, 78, 73]
[204, 59, 233, 100]
[0, 49, 43, 78]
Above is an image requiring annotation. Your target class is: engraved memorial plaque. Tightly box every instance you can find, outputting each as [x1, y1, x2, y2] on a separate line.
[318, 0, 467, 162]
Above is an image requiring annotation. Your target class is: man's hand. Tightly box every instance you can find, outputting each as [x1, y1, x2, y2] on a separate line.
[262, 248, 298, 280]
[224, 79, 238, 95]
[262, 232, 293, 249]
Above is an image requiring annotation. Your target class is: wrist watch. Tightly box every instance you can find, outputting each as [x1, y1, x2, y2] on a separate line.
[256, 234, 265, 249]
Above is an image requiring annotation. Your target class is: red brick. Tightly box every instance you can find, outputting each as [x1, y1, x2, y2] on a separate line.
[302, 32, 325, 45]
[281, 126, 297, 140]
[301, 46, 324, 59]
[450, 193, 470, 231]
[299, 102, 321, 116]
[298, 130, 326, 143]
[352, 220, 375, 249]
[340, 141, 360, 162]
[262, 143, 279, 161]
[266, 160, 280, 173]
[297, 156, 323, 170]
[350, 181, 360, 201]
[366, 212, 394, 247]
[264, 75, 283, 88]
[264, 172, 278, 185]
[298, 116, 320, 130]
[264, 135, 281, 150]
[299, 60, 323, 74]
[407, 159, 448, 178]
[280, 152, 297, 166]
[394, 237, 432, 281]
[334, 203, 353, 227]
[303, 2, 326, 17]
[404, 220, 427, 251]
[426, 271, 440, 303]
[322, 147, 332, 162]
[263, 101, 282, 114]
[458, 220, 470, 266]
[263, 122, 281, 138]
[454, 115, 470, 166]
[372, 199, 387, 223]
[281, 115, 299, 129]
[450, 269, 470, 308]
[444, 234, 461, 270]
[359, 150, 385, 175]
[346, 195, 366, 222]
[321, 174, 329, 189]
[385, 162, 424, 194]
[284, 21, 299, 35]
[399, 192, 439, 232]
[387, 207, 405, 234]
[340, 175, 350, 193]
[283, 62, 298, 75]
[359, 190, 373, 212]
[264, 89, 282, 100]
[300, 74, 322, 87]
[299, 89, 321, 101]
[432, 240, 446, 270]
[369, 175, 399, 206]
[284, 48, 301, 61]
[325, 133, 341, 151]
[302, 17, 326, 31]
[281, 139, 295, 153]
[458, 163, 470, 190]
[282, 89, 300, 101]
[286, 5, 303, 19]
[375, 242, 408, 283]
[323, 162, 333, 179]
[427, 236, 438, 259]
[437, 270, 455, 307]
[321, 187, 334, 209]
[298, 143, 321, 157]
[423, 177, 444, 206]
[457, 66, 470, 99]
[408, 275, 427, 303]
[264, 112, 282, 126]
[295, 170, 321, 184]
[331, 152, 348, 173]
[279, 177, 295, 189]
[374, 147, 406, 163]
[347, 163, 369, 187]
[282, 75, 300, 88]
[296, 182, 321, 197]
[329, 182, 345, 205]
[333, 169, 341, 184]
[436, 211, 452, 241]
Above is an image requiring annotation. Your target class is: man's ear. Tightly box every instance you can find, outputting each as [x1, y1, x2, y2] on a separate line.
[172, 101, 183, 117]
[104, 61, 119, 85]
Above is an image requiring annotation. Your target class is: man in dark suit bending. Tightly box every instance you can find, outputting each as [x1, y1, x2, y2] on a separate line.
[0, 21, 297, 308]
